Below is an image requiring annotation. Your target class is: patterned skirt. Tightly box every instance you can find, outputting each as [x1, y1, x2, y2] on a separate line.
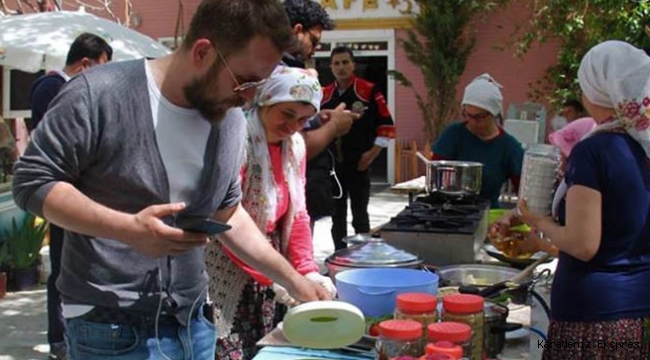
[541, 317, 650, 360]
[215, 280, 287, 360]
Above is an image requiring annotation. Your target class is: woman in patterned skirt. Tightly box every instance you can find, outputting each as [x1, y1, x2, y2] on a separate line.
[517, 40, 650, 359]
[206, 66, 337, 360]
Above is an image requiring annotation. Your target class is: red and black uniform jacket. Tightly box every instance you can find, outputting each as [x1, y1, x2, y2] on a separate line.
[321, 75, 395, 168]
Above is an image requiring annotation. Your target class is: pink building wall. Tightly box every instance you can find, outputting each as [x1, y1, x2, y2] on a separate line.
[115, 1, 559, 146]
[394, 2, 559, 144]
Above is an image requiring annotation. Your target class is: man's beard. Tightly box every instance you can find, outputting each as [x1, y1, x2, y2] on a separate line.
[183, 62, 246, 124]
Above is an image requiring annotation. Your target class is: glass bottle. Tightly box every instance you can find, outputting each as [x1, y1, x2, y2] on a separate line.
[376, 319, 424, 360]
[441, 294, 484, 360]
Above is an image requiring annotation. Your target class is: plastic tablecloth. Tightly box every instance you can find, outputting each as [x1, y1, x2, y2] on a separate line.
[253, 346, 373, 360]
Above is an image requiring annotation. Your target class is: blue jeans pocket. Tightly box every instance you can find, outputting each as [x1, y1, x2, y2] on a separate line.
[67, 318, 139, 357]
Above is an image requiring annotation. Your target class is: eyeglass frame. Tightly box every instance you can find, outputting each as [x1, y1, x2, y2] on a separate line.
[215, 48, 268, 93]
[306, 30, 321, 50]
[462, 108, 492, 121]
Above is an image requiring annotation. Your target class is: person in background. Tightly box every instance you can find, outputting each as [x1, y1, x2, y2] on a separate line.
[207, 65, 336, 360]
[28, 32, 113, 360]
[29, 33, 112, 131]
[13, 1, 329, 359]
[431, 74, 524, 208]
[282, 0, 360, 230]
[517, 40, 650, 359]
[560, 98, 585, 123]
[322, 46, 395, 250]
[490, 117, 597, 258]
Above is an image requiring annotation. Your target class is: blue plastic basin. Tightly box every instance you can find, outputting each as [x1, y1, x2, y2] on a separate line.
[335, 268, 439, 317]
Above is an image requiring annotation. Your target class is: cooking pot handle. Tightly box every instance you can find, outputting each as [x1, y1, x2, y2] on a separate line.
[490, 322, 523, 333]
[357, 287, 396, 296]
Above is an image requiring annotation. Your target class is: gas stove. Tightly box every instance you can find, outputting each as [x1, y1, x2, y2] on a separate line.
[380, 193, 490, 266]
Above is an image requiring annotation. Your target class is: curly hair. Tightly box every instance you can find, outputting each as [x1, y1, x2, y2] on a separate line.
[283, 0, 334, 31]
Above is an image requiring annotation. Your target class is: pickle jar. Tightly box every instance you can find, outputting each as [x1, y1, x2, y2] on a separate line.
[427, 322, 471, 358]
[441, 294, 484, 360]
[394, 293, 439, 331]
[376, 319, 424, 360]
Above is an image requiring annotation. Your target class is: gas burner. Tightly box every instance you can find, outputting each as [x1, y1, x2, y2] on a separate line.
[413, 192, 490, 209]
[391, 214, 473, 229]
[405, 202, 482, 217]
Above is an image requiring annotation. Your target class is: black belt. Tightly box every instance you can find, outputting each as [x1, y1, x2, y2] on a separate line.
[80, 306, 180, 327]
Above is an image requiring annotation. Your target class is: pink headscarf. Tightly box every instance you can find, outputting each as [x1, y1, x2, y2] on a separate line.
[548, 117, 597, 157]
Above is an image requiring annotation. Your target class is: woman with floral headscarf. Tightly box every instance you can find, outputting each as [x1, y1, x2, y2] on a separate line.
[489, 117, 597, 257]
[431, 74, 524, 208]
[205, 66, 337, 360]
[516, 40, 650, 359]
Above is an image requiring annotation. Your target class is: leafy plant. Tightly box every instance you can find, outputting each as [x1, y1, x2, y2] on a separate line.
[510, 0, 650, 108]
[389, 0, 508, 144]
[4, 214, 48, 270]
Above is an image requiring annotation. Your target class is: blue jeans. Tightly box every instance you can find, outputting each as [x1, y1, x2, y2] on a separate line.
[64, 306, 216, 360]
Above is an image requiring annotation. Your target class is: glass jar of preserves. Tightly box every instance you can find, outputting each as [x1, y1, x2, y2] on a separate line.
[376, 319, 424, 360]
[394, 293, 438, 332]
[427, 322, 472, 358]
[441, 294, 484, 360]
[424, 341, 463, 360]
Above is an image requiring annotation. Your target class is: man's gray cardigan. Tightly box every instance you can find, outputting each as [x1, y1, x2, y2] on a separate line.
[13, 59, 245, 324]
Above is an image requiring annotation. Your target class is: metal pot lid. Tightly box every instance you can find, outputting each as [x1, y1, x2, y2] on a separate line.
[326, 237, 421, 266]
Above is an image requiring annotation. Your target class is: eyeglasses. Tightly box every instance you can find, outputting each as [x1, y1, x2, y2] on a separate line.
[307, 30, 321, 49]
[462, 109, 491, 121]
[216, 49, 268, 93]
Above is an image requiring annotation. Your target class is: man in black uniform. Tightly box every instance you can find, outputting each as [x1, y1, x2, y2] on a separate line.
[321, 46, 395, 250]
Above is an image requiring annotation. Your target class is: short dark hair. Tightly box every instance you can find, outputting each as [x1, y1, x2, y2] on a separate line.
[183, 0, 296, 56]
[283, 0, 334, 31]
[330, 46, 355, 62]
[562, 99, 585, 113]
[65, 33, 113, 65]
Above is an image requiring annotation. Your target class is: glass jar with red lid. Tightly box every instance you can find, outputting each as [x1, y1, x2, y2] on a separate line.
[441, 294, 484, 360]
[394, 293, 438, 331]
[427, 322, 472, 358]
[376, 319, 424, 360]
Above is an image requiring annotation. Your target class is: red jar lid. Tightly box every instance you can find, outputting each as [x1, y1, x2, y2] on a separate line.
[419, 354, 453, 360]
[425, 341, 463, 358]
[396, 293, 438, 313]
[378, 319, 423, 341]
[442, 294, 484, 314]
[427, 321, 471, 343]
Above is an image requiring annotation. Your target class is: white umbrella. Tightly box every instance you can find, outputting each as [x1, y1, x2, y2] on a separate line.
[0, 10, 171, 73]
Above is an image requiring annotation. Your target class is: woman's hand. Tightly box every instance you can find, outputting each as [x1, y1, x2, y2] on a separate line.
[516, 199, 546, 228]
[488, 209, 520, 238]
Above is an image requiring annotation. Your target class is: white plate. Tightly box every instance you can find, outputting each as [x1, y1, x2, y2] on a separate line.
[282, 301, 365, 349]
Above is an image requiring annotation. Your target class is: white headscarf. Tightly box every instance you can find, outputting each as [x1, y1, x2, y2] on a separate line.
[245, 65, 322, 231]
[461, 73, 504, 117]
[578, 40, 650, 158]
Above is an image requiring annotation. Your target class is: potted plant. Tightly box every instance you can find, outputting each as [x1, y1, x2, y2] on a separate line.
[0, 241, 8, 298]
[4, 214, 48, 291]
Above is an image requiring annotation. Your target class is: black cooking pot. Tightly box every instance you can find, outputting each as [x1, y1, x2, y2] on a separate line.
[484, 301, 523, 357]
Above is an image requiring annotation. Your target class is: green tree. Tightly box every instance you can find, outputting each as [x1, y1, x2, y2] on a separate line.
[513, 0, 650, 108]
[390, 0, 507, 144]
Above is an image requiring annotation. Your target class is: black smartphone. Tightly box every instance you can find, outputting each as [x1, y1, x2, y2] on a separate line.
[175, 216, 232, 236]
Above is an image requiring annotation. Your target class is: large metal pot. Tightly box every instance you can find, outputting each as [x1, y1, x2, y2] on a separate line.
[436, 264, 532, 304]
[417, 152, 483, 196]
[325, 237, 423, 282]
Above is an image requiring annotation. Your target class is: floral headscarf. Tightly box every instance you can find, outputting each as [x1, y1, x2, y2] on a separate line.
[578, 40, 650, 158]
[244, 65, 322, 236]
